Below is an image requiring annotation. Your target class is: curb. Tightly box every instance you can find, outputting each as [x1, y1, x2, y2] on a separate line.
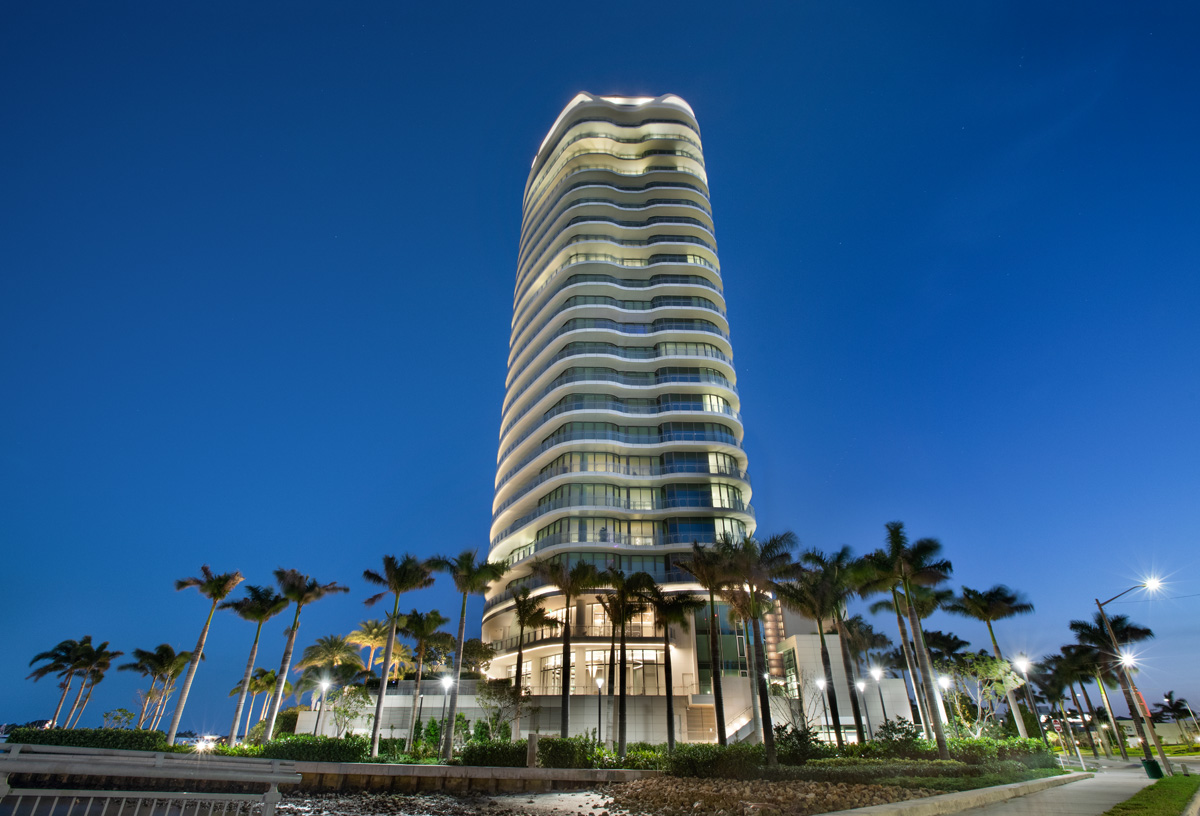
[1183, 778, 1200, 816]
[816, 772, 1093, 816]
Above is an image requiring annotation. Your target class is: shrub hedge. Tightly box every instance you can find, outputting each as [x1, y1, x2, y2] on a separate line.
[258, 734, 370, 762]
[461, 739, 528, 767]
[5, 728, 170, 752]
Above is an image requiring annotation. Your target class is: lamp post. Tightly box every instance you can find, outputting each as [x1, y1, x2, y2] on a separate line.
[596, 677, 604, 743]
[1096, 580, 1171, 773]
[856, 680, 873, 739]
[937, 676, 955, 737]
[815, 677, 831, 740]
[313, 680, 331, 735]
[870, 667, 889, 724]
[439, 676, 453, 751]
[1014, 657, 1050, 750]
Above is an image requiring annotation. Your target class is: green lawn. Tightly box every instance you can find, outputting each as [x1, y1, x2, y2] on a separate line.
[1101, 775, 1200, 816]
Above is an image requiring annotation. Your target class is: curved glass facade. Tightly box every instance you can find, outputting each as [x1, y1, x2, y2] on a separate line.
[484, 93, 755, 712]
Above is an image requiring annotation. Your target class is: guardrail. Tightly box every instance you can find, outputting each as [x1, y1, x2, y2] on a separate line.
[0, 743, 300, 816]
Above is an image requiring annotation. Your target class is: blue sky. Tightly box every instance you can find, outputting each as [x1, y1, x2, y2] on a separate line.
[2, 2, 1197, 731]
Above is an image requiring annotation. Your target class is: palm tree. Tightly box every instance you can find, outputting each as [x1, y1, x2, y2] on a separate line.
[1058, 645, 1102, 758]
[842, 615, 892, 677]
[780, 561, 845, 746]
[119, 645, 181, 729]
[147, 648, 194, 731]
[246, 668, 289, 730]
[28, 638, 88, 728]
[296, 635, 365, 734]
[529, 557, 601, 737]
[1155, 691, 1191, 724]
[165, 565, 245, 745]
[397, 609, 453, 752]
[865, 522, 953, 760]
[677, 540, 732, 745]
[429, 549, 506, 758]
[67, 641, 123, 728]
[722, 532, 796, 766]
[220, 585, 289, 744]
[923, 630, 970, 663]
[509, 587, 559, 739]
[262, 569, 349, 742]
[599, 568, 655, 757]
[640, 584, 706, 750]
[348, 620, 391, 679]
[1070, 612, 1155, 760]
[945, 585, 1034, 738]
[364, 553, 433, 756]
[58, 638, 102, 729]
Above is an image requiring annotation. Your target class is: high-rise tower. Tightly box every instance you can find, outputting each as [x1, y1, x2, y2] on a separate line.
[482, 93, 756, 739]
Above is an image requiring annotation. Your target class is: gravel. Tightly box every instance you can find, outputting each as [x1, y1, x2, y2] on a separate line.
[278, 791, 517, 816]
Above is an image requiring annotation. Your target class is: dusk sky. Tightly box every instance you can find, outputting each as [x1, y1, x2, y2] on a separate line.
[3, 2, 1197, 732]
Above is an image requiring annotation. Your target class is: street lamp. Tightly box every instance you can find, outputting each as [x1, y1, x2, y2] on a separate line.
[439, 676, 453, 751]
[1014, 656, 1050, 749]
[856, 679, 873, 739]
[314, 680, 331, 735]
[870, 667, 889, 723]
[815, 677, 831, 739]
[1096, 580, 1171, 773]
[596, 677, 605, 743]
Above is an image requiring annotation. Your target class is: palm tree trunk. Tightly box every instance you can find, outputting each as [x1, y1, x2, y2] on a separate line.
[513, 624, 526, 740]
[618, 613, 628, 757]
[1096, 673, 1128, 760]
[229, 622, 263, 744]
[136, 683, 153, 729]
[743, 618, 762, 742]
[365, 646, 378, 680]
[663, 627, 676, 751]
[1115, 667, 1153, 761]
[264, 606, 303, 742]
[167, 600, 218, 745]
[63, 673, 89, 729]
[607, 617, 616, 745]
[51, 673, 74, 728]
[891, 592, 929, 738]
[835, 616, 865, 742]
[71, 680, 95, 728]
[244, 692, 257, 738]
[751, 610, 776, 765]
[1068, 682, 1099, 759]
[816, 621, 844, 748]
[1078, 682, 1110, 758]
[405, 648, 426, 752]
[984, 622, 1029, 739]
[903, 580, 950, 760]
[442, 591, 469, 759]
[708, 588, 727, 745]
[560, 592, 572, 738]
[371, 597, 401, 757]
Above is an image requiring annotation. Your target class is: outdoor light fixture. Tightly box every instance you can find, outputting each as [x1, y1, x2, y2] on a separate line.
[596, 677, 605, 743]
[816, 678, 826, 690]
[869, 667, 888, 722]
[1014, 657, 1030, 673]
[870, 667, 882, 682]
[938, 676, 951, 690]
[856, 680, 865, 691]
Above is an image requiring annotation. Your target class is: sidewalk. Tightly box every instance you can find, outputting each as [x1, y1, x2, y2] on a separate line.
[960, 767, 1153, 816]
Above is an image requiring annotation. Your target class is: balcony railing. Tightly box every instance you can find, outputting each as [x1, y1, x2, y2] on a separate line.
[488, 624, 670, 654]
[484, 567, 693, 612]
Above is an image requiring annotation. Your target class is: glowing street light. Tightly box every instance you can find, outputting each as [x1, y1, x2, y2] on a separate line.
[855, 679, 874, 738]
[815, 677, 831, 738]
[439, 676, 454, 750]
[1013, 656, 1049, 750]
[313, 679, 332, 735]
[596, 676, 605, 743]
[870, 667, 889, 723]
[1096, 579, 1171, 774]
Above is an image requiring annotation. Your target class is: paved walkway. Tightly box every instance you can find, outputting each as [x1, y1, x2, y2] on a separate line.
[961, 767, 1153, 816]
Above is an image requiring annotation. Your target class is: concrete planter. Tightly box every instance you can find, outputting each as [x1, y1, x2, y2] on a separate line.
[289, 761, 660, 794]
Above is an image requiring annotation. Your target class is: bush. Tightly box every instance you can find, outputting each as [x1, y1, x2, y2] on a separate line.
[273, 707, 301, 736]
[211, 743, 264, 757]
[461, 738, 528, 767]
[996, 737, 1057, 768]
[619, 748, 666, 770]
[537, 735, 599, 769]
[796, 757, 971, 784]
[774, 725, 833, 765]
[948, 737, 999, 765]
[259, 734, 370, 762]
[665, 742, 766, 778]
[6, 728, 170, 752]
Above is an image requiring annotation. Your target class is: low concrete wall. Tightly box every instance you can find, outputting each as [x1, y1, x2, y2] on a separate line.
[289, 761, 660, 794]
[820, 772, 1093, 816]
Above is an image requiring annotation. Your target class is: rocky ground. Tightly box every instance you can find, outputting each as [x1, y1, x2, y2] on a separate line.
[278, 778, 939, 816]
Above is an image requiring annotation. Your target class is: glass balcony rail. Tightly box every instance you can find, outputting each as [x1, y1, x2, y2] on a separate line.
[489, 623, 671, 654]
[539, 128, 703, 172]
[517, 232, 718, 298]
[497, 395, 739, 472]
[492, 459, 750, 516]
[382, 679, 480, 696]
[506, 338, 729, 409]
[518, 218, 716, 270]
[485, 567, 693, 612]
[519, 187, 712, 255]
[527, 163, 708, 216]
[499, 531, 724, 567]
[564, 272, 718, 291]
[495, 425, 742, 491]
[491, 493, 753, 545]
[508, 315, 727, 380]
[527, 149, 706, 206]
[490, 682, 701, 698]
[500, 368, 737, 450]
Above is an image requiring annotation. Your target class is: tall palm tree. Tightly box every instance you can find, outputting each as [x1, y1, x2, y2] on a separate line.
[866, 522, 953, 760]
[1155, 691, 1191, 723]
[398, 609, 452, 752]
[796, 546, 867, 743]
[147, 648, 195, 731]
[864, 588, 927, 737]
[67, 642, 123, 728]
[529, 557, 600, 737]
[364, 553, 433, 756]
[166, 565, 245, 745]
[246, 668, 290, 729]
[641, 584, 707, 750]
[1062, 642, 1117, 758]
[59, 638, 102, 729]
[1070, 613, 1155, 760]
[1058, 645, 1102, 758]
[600, 568, 655, 757]
[296, 635, 365, 734]
[509, 587, 559, 739]
[262, 569, 349, 742]
[348, 620, 391, 679]
[945, 585, 1034, 738]
[677, 540, 732, 745]
[220, 585, 289, 744]
[722, 532, 797, 766]
[28, 638, 88, 728]
[780, 562, 845, 746]
[119, 645, 183, 729]
[429, 549, 506, 758]
[842, 615, 892, 676]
